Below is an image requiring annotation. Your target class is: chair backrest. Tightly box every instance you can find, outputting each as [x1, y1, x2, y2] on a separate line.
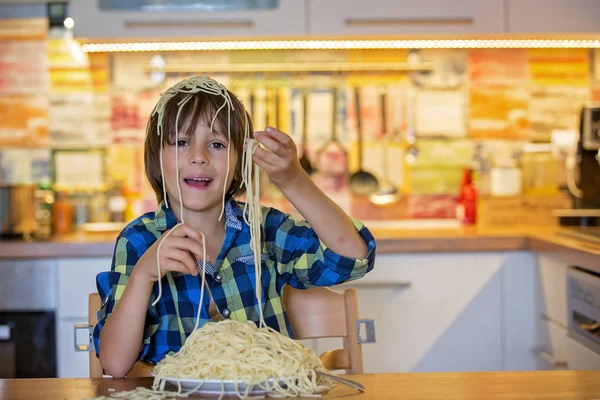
[89, 285, 364, 377]
[88, 293, 152, 378]
[283, 286, 364, 374]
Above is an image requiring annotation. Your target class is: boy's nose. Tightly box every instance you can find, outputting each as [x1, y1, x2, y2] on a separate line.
[189, 148, 209, 165]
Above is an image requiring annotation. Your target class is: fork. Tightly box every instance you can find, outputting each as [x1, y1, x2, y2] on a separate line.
[195, 255, 225, 322]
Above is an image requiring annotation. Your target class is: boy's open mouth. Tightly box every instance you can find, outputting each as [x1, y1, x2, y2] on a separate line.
[184, 177, 214, 188]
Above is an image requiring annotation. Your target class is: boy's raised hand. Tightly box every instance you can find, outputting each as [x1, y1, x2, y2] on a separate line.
[250, 126, 305, 189]
[132, 224, 203, 282]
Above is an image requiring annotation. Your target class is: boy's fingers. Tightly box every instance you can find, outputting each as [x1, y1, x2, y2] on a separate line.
[165, 260, 193, 276]
[164, 248, 198, 276]
[169, 224, 204, 244]
[252, 146, 279, 167]
[265, 126, 292, 146]
[253, 131, 284, 156]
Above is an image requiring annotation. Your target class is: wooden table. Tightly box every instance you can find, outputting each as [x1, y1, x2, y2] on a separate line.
[2, 371, 600, 400]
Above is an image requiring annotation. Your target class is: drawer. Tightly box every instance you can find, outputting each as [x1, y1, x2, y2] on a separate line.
[507, 0, 600, 33]
[307, 0, 505, 35]
[566, 336, 600, 370]
[71, 0, 306, 39]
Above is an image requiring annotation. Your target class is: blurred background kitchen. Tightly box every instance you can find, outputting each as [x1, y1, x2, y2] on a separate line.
[2, 0, 600, 381]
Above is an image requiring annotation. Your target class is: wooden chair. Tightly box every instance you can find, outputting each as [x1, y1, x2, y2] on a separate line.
[86, 286, 364, 377]
[283, 286, 364, 374]
[87, 293, 153, 378]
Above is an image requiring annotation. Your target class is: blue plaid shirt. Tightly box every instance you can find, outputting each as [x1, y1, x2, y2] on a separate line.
[93, 199, 376, 365]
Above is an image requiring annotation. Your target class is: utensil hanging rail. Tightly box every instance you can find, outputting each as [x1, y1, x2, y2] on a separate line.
[145, 61, 433, 74]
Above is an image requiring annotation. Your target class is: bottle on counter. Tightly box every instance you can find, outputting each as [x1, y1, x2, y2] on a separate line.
[52, 189, 73, 235]
[35, 181, 54, 240]
[457, 167, 477, 225]
[108, 180, 127, 223]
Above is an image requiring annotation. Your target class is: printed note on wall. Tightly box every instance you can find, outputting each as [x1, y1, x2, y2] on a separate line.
[49, 93, 110, 148]
[0, 149, 50, 184]
[468, 86, 529, 139]
[410, 49, 467, 89]
[0, 95, 48, 147]
[414, 89, 466, 137]
[530, 86, 589, 141]
[469, 49, 528, 85]
[0, 41, 48, 95]
[528, 49, 589, 87]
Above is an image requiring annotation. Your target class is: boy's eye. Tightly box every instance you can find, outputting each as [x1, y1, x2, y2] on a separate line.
[210, 142, 226, 149]
[176, 139, 189, 147]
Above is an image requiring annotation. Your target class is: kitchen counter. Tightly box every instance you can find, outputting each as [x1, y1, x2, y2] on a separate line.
[3, 371, 600, 400]
[0, 225, 599, 260]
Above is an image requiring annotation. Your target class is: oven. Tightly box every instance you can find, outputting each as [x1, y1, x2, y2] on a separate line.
[0, 260, 58, 378]
[566, 266, 600, 369]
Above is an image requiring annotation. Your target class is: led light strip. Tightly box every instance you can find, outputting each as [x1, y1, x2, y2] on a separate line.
[81, 39, 600, 52]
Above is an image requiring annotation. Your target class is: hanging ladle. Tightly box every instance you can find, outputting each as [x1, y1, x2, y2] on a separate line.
[349, 86, 379, 195]
[369, 88, 400, 206]
[299, 88, 314, 175]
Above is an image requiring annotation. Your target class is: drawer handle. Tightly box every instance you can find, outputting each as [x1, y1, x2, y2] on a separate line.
[124, 19, 254, 30]
[344, 17, 473, 28]
[73, 323, 93, 352]
[533, 347, 568, 369]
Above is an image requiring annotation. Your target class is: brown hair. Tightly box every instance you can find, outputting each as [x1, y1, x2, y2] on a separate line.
[144, 88, 252, 205]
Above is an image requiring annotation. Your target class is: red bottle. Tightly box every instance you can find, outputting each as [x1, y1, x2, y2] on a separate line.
[457, 168, 477, 224]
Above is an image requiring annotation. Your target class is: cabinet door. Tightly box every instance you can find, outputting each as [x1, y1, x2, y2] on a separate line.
[507, 0, 600, 33]
[57, 319, 90, 378]
[57, 258, 111, 319]
[70, 0, 306, 39]
[317, 253, 506, 373]
[535, 317, 569, 370]
[536, 253, 569, 327]
[307, 0, 505, 35]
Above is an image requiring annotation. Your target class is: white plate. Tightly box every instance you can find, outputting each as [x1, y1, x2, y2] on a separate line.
[152, 373, 275, 396]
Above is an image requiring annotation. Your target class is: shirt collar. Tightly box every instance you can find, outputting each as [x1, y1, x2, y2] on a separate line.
[154, 198, 245, 232]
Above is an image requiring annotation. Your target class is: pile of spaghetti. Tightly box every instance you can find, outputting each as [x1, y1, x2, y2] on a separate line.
[152, 320, 333, 398]
[89, 76, 335, 400]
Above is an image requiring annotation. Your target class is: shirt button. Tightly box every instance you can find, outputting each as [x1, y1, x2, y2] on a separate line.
[222, 308, 230, 317]
[215, 274, 222, 282]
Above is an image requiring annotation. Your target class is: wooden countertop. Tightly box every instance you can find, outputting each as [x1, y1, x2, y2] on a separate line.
[1, 225, 599, 262]
[3, 371, 600, 399]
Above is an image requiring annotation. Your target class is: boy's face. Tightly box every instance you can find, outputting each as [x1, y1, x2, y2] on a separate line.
[162, 119, 238, 216]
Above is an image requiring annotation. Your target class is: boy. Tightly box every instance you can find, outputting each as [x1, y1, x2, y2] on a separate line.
[94, 76, 376, 378]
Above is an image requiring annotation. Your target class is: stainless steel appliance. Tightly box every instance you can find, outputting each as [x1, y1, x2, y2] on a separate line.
[0, 260, 58, 378]
[578, 105, 600, 210]
[566, 266, 600, 369]
[555, 104, 600, 233]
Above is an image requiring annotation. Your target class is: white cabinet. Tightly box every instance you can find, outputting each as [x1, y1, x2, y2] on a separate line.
[57, 319, 90, 378]
[70, 0, 306, 39]
[306, 0, 505, 35]
[507, 0, 600, 33]
[55, 257, 111, 378]
[57, 258, 111, 318]
[317, 252, 539, 373]
[502, 252, 537, 371]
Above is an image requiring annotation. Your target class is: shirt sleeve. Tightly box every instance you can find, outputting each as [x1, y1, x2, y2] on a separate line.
[92, 234, 160, 362]
[267, 209, 376, 289]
